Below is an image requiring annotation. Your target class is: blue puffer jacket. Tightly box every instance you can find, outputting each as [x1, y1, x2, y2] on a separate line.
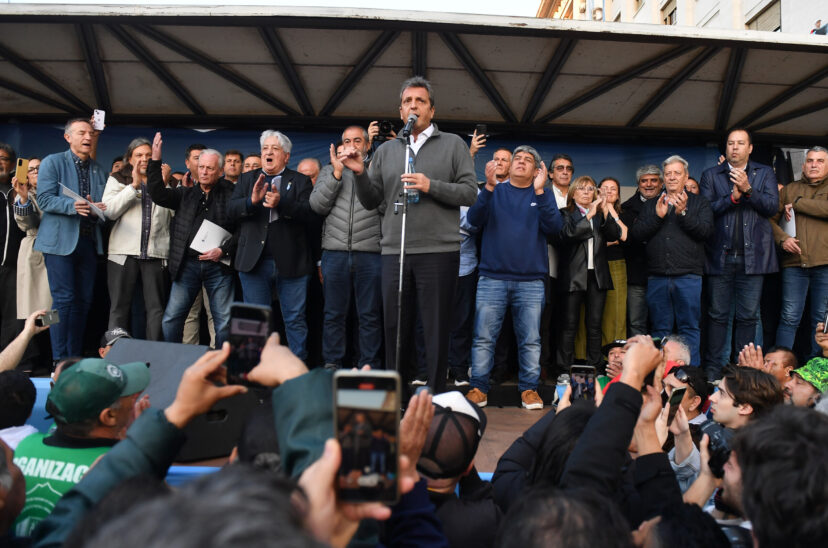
[699, 160, 779, 275]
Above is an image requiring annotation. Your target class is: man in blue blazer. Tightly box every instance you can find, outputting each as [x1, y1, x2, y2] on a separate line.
[700, 128, 778, 381]
[34, 118, 107, 361]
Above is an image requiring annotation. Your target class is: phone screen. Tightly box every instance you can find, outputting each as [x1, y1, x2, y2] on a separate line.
[570, 366, 596, 400]
[334, 371, 400, 503]
[667, 387, 687, 427]
[226, 303, 271, 384]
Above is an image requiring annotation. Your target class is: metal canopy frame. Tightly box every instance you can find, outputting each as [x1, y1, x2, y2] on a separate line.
[0, 5, 825, 145]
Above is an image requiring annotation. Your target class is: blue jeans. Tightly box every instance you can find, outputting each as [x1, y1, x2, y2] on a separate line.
[239, 256, 309, 361]
[704, 255, 764, 378]
[163, 258, 233, 346]
[627, 284, 649, 336]
[776, 265, 828, 356]
[470, 277, 545, 393]
[321, 250, 382, 368]
[43, 237, 97, 360]
[646, 274, 702, 366]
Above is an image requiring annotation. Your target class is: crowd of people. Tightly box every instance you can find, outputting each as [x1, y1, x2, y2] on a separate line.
[1, 75, 828, 546]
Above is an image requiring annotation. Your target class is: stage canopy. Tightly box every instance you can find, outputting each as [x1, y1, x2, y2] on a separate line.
[0, 4, 826, 144]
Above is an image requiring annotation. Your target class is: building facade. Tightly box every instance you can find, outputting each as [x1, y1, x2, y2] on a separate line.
[537, 0, 827, 34]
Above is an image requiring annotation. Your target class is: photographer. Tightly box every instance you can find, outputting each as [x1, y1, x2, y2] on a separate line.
[683, 366, 783, 514]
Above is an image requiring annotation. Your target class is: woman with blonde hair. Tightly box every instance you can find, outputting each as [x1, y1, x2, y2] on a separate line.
[553, 176, 621, 370]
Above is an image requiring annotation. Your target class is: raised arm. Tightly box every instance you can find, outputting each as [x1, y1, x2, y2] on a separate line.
[145, 132, 182, 210]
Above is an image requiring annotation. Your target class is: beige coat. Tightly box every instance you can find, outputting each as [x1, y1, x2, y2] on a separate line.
[14, 192, 52, 318]
[103, 174, 173, 258]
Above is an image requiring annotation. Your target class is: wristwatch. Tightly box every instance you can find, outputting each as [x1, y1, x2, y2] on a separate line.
[744, 186, 753, 197]
[679, 209, 687, 217]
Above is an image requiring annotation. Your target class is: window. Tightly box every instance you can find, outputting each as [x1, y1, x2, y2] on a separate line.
[662, 0, 677, 25]
[747, 0, 781, 32]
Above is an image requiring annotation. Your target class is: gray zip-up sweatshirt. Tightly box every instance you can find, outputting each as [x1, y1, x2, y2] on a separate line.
[354, 125, 477, 255]
[310, 164, 383, 253]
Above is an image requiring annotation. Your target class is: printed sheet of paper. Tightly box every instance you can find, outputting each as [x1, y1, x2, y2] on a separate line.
[190, 219, 232, 266]
[60, 183, 105, 221]
[779, 209, 796, 238]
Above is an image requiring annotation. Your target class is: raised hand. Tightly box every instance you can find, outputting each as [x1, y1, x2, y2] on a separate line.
[251, 174, 267, 204]
[12, 175, 28, 204]
[131, 161, 141, 189]
[329, 143, 345, 179]
[338, 146, 365, 175]
[484, 160, 497, 191]
[264, 184, 281, 208]
[673, 190, 688, 215]
[533, 161, 548, 194]
[164, 343, 248, 428]
[151, 132, 162, 161]
[469, 130, 487, 158]
[656, 193, 669, 218]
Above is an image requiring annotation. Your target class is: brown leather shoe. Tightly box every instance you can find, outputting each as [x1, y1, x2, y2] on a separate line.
[521, 389, 543, 410]
[466, 387, 488, 408]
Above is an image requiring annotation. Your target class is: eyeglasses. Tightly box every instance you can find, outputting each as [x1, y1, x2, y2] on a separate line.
[554, 165, 574, 172]
[28, 167, 39, 173]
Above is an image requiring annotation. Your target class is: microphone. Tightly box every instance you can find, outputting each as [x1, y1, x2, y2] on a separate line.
[401, 114, 418, 138]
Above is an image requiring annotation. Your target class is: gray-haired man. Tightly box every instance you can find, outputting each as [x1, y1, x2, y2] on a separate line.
[621, 165, 663, 336]
[228, 130, 317, 360]
[630, 156, 713, 366]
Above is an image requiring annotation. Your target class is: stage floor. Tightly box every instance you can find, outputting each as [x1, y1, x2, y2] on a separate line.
[183, 404, 550, 474]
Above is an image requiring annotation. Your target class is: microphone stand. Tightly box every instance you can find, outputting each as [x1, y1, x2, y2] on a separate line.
[393, 130, 415, 379]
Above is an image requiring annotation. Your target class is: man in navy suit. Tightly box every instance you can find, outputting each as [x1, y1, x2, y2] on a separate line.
[34, 118, 108, 360]
[700, 128, 778, 381]
[228, 131, 318, 361]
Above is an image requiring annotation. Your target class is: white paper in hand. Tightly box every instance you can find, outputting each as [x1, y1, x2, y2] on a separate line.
[60, 183, 105, 221]
[190, 219, 232, 266]
[779, 209, 796, 238]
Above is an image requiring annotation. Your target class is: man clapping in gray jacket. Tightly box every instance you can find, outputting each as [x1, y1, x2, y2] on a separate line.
[310, 127, 384, 369]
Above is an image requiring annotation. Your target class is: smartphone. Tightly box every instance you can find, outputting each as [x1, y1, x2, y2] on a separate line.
[666, 387, 687, 427]
[92, 109, 105, 131]
[334, 370, 401, 504]
[226, 303, 272, 384]
[475, 124, 487, 138]
[569, 365, 596, 401]
[35, 310, 59, 327]
[823, 309, 828, 333]
[15, 158, 28, 182]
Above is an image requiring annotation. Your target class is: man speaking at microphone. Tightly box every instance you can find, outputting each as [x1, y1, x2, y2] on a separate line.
[341, 76, 477, 392]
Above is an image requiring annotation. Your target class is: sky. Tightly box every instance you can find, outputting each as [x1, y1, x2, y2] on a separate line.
[6, 0, 541, 17]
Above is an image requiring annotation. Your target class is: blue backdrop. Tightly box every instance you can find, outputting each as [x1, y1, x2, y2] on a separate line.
[0, 122, 721, 190]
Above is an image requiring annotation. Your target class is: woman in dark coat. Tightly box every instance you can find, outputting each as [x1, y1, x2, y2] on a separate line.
[553, 175, 621, 369]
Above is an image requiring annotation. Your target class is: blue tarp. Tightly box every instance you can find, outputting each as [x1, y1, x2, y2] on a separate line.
[1, 122, 721, 187]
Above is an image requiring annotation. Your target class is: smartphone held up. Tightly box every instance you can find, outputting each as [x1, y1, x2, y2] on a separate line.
[226, 303, 271, 385]
[570, 365, 596, 401]
[334, 370, 401, 504]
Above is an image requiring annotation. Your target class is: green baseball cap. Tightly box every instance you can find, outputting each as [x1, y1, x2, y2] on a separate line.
[793, 357, 828, 394]
[47, 358, 150, 423]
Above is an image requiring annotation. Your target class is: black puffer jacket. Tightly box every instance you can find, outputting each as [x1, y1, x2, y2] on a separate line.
[629, 192, 713, 277]
[146, 159, 237, 280]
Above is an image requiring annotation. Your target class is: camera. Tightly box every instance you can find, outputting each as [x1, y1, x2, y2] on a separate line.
[375, 121, 395, 143]
[700, 420, 734, 478]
